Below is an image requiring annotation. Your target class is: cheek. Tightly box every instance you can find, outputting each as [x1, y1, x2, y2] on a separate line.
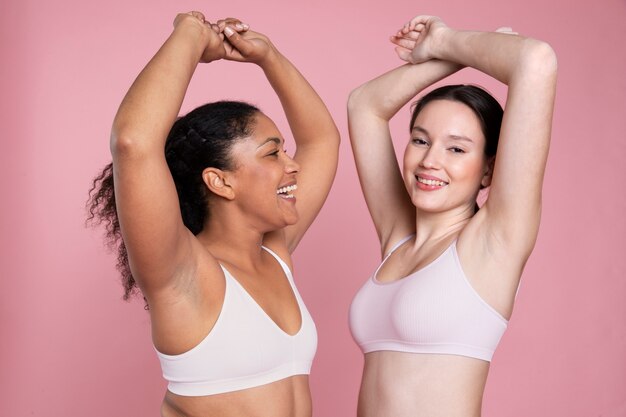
[403, 146, 421, 169]
[453, 158, 486, 183]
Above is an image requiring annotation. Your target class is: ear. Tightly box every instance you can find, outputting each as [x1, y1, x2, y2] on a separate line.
[481, 156, 496, 189]
[202, 168, 235, 200]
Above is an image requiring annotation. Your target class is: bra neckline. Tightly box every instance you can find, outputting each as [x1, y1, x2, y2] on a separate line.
[220, 246, 304, 337]
[372, 237, 456, 286]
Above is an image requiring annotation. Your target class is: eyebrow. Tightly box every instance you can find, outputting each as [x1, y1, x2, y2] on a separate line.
[411, 126, 429, 136]
[449, 134, 474, 143]
[256, 137, 283, 149]
[412, 126, 474, 143]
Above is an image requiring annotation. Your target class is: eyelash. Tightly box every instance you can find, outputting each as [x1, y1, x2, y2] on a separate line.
[411, 138, 429, 146]
[412, 138, 466, 154]
[268, 148, 287, 157]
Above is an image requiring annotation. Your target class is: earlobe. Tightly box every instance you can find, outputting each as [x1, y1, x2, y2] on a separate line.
[202, 168, 235, 200]
[481, 157, 496, 188]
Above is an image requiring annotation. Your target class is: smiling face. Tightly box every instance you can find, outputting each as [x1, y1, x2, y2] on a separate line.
[403, 99, 492, 215]
[227, 112, 300, 231]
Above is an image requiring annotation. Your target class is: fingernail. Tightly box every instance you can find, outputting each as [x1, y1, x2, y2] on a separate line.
[235, 23, 243, 30]
[224, 26, 234, 36]
[242, 23, 249, 30]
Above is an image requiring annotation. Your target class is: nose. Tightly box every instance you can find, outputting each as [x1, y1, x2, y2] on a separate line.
[419, 146, 441, 169]
[284, 153, 300, 174]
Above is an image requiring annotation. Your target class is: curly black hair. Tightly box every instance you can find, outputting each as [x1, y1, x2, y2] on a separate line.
[87, 101, 260, 301]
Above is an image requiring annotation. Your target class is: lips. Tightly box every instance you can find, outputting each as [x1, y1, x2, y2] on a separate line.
[416, 176, 447, 186]
[415, 174, 448, 189]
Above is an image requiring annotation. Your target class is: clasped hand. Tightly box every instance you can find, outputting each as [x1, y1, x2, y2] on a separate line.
[390, 15, 450, 64]
[391, 15, 518, 64]
[174, 11, 274, 65]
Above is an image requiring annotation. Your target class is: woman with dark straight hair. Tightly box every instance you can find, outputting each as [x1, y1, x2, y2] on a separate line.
[348, 15, 557, 416]
[88, 11, 339, 417]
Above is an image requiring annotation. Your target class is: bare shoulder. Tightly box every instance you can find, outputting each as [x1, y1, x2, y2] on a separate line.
[262, 230, 294, 271]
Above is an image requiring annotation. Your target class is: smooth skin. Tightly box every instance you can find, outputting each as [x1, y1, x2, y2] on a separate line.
[348, 15, 556, 417]
[111, 12, 339, 417]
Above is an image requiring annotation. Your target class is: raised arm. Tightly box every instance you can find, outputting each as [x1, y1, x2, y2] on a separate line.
[405, 16, 557, 256]
[220, 23, 340, 253]
[347, 38, 461, 253]
[110, 12, 227, 298]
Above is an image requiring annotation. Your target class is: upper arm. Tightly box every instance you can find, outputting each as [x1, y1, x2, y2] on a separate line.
[112, 137, 197, 295]
[266, 127, 340, 253]
[482, 41, 557, 254]
[347, 88, 416, 249]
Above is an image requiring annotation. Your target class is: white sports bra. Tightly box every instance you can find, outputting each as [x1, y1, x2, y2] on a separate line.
[349, 236, 508, 362]
[155, 246, 317, 396]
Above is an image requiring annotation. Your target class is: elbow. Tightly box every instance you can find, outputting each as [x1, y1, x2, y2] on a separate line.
[347, 85, 367, 115]
[110, 125, 148, 159]
[110, 118, 163, 159]
[110, 127, 134, 158]
[521, 39, 558, 78]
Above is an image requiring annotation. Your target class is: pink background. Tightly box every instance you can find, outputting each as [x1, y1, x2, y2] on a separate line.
[2, 0, 625, 415]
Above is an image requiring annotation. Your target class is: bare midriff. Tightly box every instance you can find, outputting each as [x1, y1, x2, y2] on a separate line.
[358, 351, 491, 417]
[161, 375, 311, 417]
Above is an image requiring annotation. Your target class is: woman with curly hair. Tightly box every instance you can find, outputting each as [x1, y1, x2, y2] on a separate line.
[88, 11, 339, 417]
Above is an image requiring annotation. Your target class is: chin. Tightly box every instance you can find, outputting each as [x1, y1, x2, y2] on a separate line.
[411, 195, 442, 211]
[284, 212, 299, 226]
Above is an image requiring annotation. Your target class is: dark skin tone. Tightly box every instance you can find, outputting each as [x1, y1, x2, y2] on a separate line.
[111, 12, 339, 417]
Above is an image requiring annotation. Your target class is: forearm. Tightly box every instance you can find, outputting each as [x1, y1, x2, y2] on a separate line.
[348, 59, 461, 121]
[259, 48, 339, 148]
[111, 23, 209, 155]
[434, 29, 557, 86]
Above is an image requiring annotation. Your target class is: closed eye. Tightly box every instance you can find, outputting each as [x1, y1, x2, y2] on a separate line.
[411, 137, 429, 146]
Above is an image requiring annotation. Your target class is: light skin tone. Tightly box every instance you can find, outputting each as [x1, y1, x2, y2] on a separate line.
[110, 11, 339, 417]
[348, 15, 557, 417]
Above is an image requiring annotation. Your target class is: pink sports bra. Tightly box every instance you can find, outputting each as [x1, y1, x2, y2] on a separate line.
[349, 236, 507, 362]
[155, 246, 317, 396]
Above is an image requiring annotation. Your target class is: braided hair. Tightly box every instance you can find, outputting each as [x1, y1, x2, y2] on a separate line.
[87, 101, 260, 300]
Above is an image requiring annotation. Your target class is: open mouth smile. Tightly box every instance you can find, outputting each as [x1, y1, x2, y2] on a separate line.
[416, 176, 447, 187]
[276, 184, 297, 199]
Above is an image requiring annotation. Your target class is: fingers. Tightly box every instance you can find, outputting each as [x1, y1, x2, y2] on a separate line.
[175, 13, 250, 35]
[400, 22, 425, 35]
[223, 26, 253, 56]
[390, 35, 417, 50]
[217, 18, 249, 32]
[391, 26, 421, 50]
[394, 46, 413, 63]
[407, 15, 437, 29]
[174, 11, 210, 28]
[189, 11, 206, 22]
[495, 26, 519, 35]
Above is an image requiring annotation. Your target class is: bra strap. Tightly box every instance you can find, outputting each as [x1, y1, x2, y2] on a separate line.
[384, 234, 414, 259]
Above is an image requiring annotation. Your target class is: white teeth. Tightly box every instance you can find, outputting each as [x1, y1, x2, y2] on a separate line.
[417, 177, 446, 186]
[276, 184, 298, 195]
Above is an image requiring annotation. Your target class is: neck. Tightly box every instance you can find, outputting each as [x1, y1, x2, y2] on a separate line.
[412, 204, 475, 246]
[196, 206, 268, 269]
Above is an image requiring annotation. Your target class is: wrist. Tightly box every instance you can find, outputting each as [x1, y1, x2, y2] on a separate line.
[430, 26, 457, 61]
[257, 43, 281, 70]
[173, 19, 211, 51]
